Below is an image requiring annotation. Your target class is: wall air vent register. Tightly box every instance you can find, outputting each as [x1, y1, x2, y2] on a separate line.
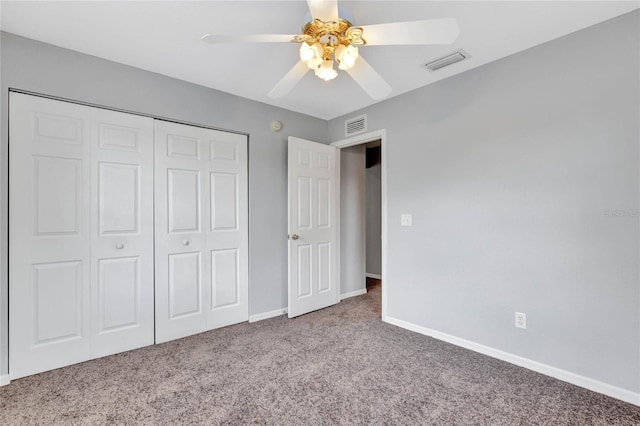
[345, 114, 367, 137]
[423, 49, 470, 72]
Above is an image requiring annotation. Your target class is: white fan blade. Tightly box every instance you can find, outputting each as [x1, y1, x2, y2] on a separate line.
[361, 18, 460, 46]
[201, 34, 297, 43]
[346, 56, 392, 100]
[307, 0, 339, 22]
[268, 61, 310, 98]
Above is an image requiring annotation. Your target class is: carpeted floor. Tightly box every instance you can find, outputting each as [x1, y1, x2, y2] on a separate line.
[1, 279, 639, 425]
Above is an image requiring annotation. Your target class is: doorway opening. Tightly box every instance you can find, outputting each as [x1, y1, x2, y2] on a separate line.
[332, 130, 387, 319]
[364, 141, 382, 290]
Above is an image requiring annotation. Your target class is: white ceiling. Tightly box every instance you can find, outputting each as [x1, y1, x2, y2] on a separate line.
[1, 1, 638, 120]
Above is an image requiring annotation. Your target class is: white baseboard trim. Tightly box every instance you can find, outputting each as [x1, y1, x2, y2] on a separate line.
[340, 288, 367, 300]
[384, 316, 640, 406]
[249, 308, 287, 323]
[365, 273, 382, 280]
[0, 374, 10, 386]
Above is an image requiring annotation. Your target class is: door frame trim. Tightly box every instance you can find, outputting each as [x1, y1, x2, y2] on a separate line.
[331, 129, 387, 320]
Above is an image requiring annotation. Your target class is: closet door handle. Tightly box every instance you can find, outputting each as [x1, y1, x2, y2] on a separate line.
[115, 243, 124, 250]
[182, 240, 190, 246]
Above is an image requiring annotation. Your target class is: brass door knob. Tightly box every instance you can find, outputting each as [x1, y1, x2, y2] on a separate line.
[290, 234, 300, 240]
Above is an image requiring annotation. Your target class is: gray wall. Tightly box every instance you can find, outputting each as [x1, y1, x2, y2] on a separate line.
[340, 145, 366, 295]
[366, 160, 382, 276]
[330, 11, 640, 393]
[0, 32, 328, 376]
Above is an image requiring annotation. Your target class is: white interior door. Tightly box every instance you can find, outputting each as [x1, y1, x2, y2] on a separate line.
[10, 94, 93, 378]
[90, 108, 155, 357]
[154, 120, 248, 343]
[287, 137, 339, 318]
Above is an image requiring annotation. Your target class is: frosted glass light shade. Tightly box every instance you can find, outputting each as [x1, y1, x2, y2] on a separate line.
[299, 43, 315, 62]
[337, 45, 358, 70]
[315, 59, 338, 81]
[306, 56, 322, 69]
[312, 43, 324, 59]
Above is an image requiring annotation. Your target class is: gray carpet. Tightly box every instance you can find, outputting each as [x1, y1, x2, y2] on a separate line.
[1, 280, 639, 425]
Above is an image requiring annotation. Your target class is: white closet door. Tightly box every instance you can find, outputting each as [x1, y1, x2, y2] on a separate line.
[10, 93, 92, 378]
[10, 93, 155, 379]
[90, 108, 154, 357]
[154, 120, 248, 343]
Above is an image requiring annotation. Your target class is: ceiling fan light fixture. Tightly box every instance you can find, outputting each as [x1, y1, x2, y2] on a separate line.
[295, 17, 367, 81]
[203, 4, 460, 99]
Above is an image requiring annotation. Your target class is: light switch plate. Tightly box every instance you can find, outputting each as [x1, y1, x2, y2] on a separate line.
[401, 214, 412, 226]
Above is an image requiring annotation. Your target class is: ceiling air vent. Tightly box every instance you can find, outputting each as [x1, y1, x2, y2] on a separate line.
[423, 50, 470, 72]
[345, 114, 367, 137]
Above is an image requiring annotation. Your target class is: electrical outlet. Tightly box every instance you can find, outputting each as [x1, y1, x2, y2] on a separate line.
[515, 312, 527, 329]
[401, 214, 412, 226]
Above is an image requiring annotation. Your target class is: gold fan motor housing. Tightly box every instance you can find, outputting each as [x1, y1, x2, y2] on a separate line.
[293, 18, 366, 60]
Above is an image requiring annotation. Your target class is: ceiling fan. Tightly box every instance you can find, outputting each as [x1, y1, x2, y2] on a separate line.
[201, 0, 459, 100]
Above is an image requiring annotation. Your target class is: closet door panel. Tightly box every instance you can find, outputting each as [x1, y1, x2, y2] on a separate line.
[211, 248, 239, 309]
[168, 168, 201, 233]
[90, 109, 154, 357]
[10, 93, 92, 379]
[168, 252, 202, 318]
[154, 121, 210, 343]
[206, 130, 248, 329]
[97, 257, 140, 330]
[98, 162, 139, 234]
[155, 121, 248, 343]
